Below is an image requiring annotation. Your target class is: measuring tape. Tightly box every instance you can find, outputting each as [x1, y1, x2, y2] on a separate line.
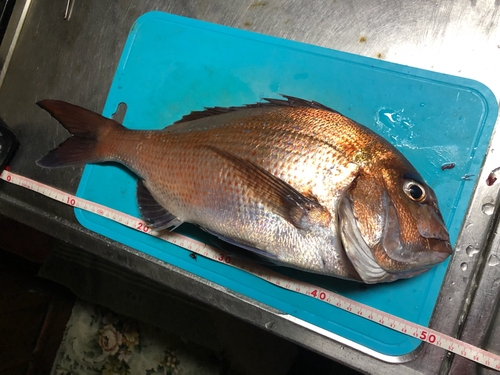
[1, 169, 499, 371]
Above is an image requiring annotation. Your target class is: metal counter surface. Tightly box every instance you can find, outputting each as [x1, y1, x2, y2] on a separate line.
[0, 1, 499, 374]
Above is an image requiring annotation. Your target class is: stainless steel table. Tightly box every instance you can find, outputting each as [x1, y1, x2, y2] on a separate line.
[1, 1, 499, 374]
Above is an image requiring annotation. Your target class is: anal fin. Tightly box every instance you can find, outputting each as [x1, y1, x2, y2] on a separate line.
[137, 180, 183, 231]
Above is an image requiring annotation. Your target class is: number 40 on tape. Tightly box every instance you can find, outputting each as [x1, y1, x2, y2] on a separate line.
[1, 169, 499, 371]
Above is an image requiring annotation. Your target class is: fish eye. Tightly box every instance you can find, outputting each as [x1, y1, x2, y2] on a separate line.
[403, 180, 426, 203]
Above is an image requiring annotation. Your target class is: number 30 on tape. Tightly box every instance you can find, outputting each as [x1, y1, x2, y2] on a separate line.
[1, 169, 499, 371]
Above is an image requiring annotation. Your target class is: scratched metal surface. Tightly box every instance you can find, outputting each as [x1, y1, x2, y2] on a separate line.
[0, 1, 499, 374]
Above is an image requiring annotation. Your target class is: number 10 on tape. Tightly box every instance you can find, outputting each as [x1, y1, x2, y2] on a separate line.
[1, 169, 499, 371]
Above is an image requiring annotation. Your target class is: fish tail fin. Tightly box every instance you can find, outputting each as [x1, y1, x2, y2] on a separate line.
[36, 100, 125, 168]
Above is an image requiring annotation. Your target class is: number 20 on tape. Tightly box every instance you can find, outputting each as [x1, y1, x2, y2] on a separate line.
[1, 169, 500, 371]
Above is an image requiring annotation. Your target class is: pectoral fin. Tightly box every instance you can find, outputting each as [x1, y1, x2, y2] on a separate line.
[206, 146, 331, 230]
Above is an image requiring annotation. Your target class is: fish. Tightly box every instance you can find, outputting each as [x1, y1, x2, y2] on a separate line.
[36, 95, 452, 283]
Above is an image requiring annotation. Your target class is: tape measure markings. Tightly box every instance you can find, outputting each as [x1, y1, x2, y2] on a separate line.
[1, 169, 499, 371]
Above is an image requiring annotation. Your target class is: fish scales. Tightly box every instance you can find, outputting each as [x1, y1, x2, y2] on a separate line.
[36, 96, 452, 283]
[107, 108, 357, 275]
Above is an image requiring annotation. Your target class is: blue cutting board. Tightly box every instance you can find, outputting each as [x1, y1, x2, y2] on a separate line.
[75, 12, 497, 356]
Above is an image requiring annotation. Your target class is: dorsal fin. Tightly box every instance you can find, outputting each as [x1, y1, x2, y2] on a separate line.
[174, 94, 340, 124]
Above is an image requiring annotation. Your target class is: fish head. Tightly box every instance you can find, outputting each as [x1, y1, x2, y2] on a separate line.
[340, 158, 452, 283]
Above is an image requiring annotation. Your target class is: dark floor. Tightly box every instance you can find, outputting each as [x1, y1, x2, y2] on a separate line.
[0, 247, 74, 374]
[0, 214, 362, 374]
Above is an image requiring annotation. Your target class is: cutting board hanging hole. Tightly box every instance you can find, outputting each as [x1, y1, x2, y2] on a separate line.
[111, 102, 128, 124]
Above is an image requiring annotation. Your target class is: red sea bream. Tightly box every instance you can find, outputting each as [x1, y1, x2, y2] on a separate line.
[37, 96, 452, 283]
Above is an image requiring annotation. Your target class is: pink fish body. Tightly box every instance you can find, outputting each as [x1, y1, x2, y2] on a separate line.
[37, 96, 451, 283]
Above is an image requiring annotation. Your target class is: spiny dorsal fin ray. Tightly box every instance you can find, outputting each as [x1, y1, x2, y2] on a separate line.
[174, 95, 340, 124]
[205, 146, 332, 231]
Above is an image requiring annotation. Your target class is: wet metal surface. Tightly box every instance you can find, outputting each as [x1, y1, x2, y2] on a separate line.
[0, 1, 499, 374]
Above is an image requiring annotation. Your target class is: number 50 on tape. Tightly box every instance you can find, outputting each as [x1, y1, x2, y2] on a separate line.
[1, 169, 499, 371]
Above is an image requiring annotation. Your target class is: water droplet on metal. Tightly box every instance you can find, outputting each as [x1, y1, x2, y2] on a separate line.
[488, 254, 500, 266]
[466, 246, 480, 257]
[482, 203, 495, 215]
[265, 321, 275, 329]
[460, 262, 468, 271]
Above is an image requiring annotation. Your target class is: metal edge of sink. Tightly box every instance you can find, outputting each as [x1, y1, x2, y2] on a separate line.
[0, 1, 499, 374]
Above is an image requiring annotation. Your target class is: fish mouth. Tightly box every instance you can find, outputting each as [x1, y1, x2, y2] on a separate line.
[380, 194, 452, 269]
[426, 238, 453, 262]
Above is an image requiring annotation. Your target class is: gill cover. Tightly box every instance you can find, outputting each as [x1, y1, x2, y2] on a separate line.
[339, 175, 452, 283]
[339, 196, 390, 283]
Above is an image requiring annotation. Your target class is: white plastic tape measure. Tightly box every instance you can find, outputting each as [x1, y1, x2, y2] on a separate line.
[2, 168, 499, 370]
